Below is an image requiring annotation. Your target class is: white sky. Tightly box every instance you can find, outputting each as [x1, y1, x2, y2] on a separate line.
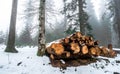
[0, 0, 63, 34]
[91, 0, 100, 20]
[0, 0, 27, 34]
[0, 0, 12, 32]
[0, 0, 101, 33]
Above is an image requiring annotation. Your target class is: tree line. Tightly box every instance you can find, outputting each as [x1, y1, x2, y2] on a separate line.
[3, 0, 120, 56]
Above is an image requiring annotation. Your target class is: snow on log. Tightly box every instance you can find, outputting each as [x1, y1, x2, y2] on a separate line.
[45, 32, 117, 68]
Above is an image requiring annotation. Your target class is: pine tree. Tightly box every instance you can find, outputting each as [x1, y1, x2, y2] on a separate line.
[0, 31, 5, 44]
[113, 0, 120, 47]
[18, 25, 33, 47]
[62, 0, 92, 36]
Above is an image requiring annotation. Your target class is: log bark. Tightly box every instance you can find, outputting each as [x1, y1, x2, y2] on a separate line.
[108, 44, 113, 50]
[46, 32, 117, 60]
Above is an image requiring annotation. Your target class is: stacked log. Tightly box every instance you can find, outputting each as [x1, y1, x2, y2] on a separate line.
[46, 32, 117, 60]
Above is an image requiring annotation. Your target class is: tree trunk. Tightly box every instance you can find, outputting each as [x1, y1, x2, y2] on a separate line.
[113, 0, 120, 47]
[63, 0, 67, 36]
[37, 0, 46, 56]
[5, 0, 18, 53]
[78, 0, 85, 35]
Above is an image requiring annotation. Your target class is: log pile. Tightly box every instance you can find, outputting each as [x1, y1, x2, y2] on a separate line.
[45, 32, 117, 68]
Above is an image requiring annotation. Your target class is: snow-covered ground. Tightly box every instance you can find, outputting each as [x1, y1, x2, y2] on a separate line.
[0, 44, 120, 74]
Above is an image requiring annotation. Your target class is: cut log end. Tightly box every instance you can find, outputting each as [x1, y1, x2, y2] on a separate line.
[70, 43, 80, 54]
[89, 47, 97, 56]
[76, 32, 82, 38]
[81, 45, 88, 55]
[46, 32, 117, 62]
[50, 43, 64, 55]
[66, 51, 70, 57]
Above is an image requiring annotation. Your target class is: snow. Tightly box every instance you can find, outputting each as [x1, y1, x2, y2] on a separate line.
[0, 44, 120, 74]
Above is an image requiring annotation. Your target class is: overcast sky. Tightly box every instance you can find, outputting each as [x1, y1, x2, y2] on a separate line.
[0, 0, 24, 33]
[0, 0, 12, 32]
[0, 0, 63, 34]
[0, 0, 100, 34]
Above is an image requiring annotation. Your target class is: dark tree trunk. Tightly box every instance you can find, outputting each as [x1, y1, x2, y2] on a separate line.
[63, 0, 67, 36]
[5, 0, 18, 53]
[37, 0, 46, 56]
[113, 0, 120, 47]
[78, 0, 85, 35]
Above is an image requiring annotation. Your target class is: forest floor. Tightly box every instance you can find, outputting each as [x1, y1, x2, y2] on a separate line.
[0, 44, 120, 74]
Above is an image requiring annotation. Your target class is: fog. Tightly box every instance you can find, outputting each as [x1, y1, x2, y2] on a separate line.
[0, 0, 119, 47]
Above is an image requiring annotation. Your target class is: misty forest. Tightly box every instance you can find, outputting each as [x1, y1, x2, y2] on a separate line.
[0, 0, 120, 74]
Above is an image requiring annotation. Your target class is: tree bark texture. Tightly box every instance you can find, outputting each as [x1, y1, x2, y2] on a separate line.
[5, 0, 18, 53]
[113, 0, 120, 47]
[78, 0, 85, 35]
[37, 0, 46, 56]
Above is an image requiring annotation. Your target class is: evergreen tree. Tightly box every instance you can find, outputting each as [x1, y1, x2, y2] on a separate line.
[0, 31, 5, 44]
[17, 25, 33, 47]
[106, 0, 120, 47]
[113, 0, 120, 47]
[62, 0, 92, 36]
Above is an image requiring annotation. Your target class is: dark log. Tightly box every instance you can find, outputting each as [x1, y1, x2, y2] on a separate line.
[108, 44, 113, 50]
[94, 40, 99, 45]
[95, 46, 101, 56]
[109, 50, 117, 57]
[100, 46, 109, 56]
